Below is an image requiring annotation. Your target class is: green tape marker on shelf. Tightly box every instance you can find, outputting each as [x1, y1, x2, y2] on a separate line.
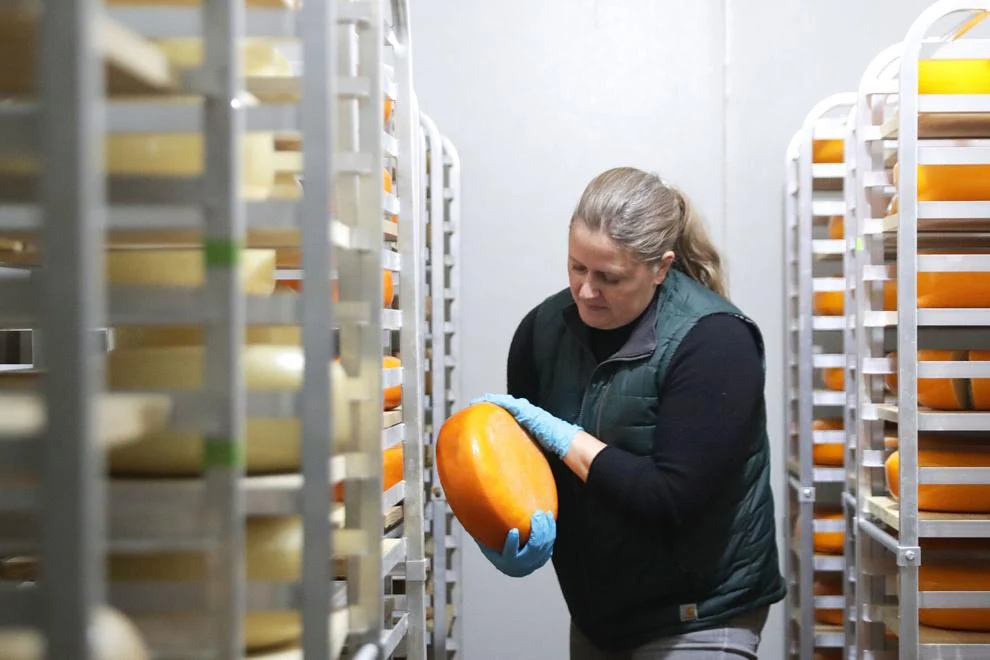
[855, 237, 864, 252]
[203, 438, 244, 469]
[204, 239, 241, 268]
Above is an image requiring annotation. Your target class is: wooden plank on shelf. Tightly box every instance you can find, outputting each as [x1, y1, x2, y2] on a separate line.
[883, 112, 990, 140]
[882, 605, 990, 645]
[0, 4, 179, 97]
[866, 495, 990, 532]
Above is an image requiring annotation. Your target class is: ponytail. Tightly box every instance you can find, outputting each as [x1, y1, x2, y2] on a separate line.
[673, 189, 727, 298]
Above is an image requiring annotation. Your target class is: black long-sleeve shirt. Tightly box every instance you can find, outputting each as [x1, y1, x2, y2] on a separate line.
[506, 306, 764, 530]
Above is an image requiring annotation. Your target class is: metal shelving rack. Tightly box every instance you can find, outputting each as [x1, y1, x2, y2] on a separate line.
[418, 111, 463, 659]
[854, 3, 990, 658]
[0, 0, 432, 658]
[784, 92, 856, 660]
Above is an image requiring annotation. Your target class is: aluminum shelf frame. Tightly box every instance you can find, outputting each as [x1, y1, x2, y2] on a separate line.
[784, 92, 856, 660]
[418, 111, 463, 659]
[853, 3, 990, 659]
[0, 0, 438, 658]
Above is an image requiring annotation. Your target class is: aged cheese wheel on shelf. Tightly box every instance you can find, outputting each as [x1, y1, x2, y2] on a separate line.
[109, 515, 307, 651]
[918, 58, 990, 95]
[813, 291, 844, 316]
[0, 606, 149, 660]
[813, 139, 844, 164]
[383, 355, 402, 411]
[886, 350, 990, 411]
[153, 38, 292, 78]
[893, 162, 990, 202]
[794, 511, 844, 555]
[821, 367, 844, 392]
[884, 271, 990, 309]
[814, 573, 843, 626]
[919, 559, 990, 631]
[332, 443, 403, 502]
[436, 402, 557, 551]
[105, 347, 349, 476]
[812, 419, 844, 467]
[827, 215, 844, 240]
[886, 442, 990, 513]
[107, 249, 276, 294]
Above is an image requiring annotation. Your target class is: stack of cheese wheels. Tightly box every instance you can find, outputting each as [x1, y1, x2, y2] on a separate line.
[885, 350, 990, 411]
[814, 572, 843, 626]
[436, 402, 557, 551]
[109, 516, 310, 651]
[0, 606, 149, 660]
[812, 419, 843, 467]
[794, 510, 844, 555]
[914, 538, 990, 631]
[887, 436, 990, 513]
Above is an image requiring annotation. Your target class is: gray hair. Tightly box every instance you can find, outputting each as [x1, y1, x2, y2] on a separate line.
[570, 167, 727, 297]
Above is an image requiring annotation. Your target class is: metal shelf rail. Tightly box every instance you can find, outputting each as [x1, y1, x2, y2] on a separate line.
[418, 110, 463, 659]
[784, 92, 856, 660]
[854, 2, 990, 658]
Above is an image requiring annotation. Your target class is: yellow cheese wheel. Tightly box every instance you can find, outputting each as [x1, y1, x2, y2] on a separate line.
[105, 346, 349, 476]
[109, 516, 307, 650]
[814, 573, 843, 626]
[0, 134, 277, 201]
[887, 442, 990, 513]
[154, 39, 292, 77]
[918, 59, 990, 95]
[813, 139, 844, 164]
[886, 350, 990, 411]
[0, 606, 149, 660]
[112, 326, 301, 350]
[106, 249, 276, 294]
[812, 419, 844, 467]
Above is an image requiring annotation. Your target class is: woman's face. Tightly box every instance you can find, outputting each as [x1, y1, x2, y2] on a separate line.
[567, 222, 673, 330]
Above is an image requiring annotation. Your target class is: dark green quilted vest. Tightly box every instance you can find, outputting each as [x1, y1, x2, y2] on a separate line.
[531, 269, 785, 650]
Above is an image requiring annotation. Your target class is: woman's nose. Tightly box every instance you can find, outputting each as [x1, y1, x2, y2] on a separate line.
[578, 279, 597, 300]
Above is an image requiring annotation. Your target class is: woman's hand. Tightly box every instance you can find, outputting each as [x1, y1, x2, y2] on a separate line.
[475, 510, 556, 577]
[471, 393, 582, 458]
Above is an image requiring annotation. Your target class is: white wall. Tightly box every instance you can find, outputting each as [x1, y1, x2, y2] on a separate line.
[410, 2, 934, 659]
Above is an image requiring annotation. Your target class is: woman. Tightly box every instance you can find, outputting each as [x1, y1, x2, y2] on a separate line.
[472, 167, 785, 659]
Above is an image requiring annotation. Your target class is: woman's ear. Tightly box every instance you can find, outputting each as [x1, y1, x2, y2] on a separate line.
[652, 251, 676, 285]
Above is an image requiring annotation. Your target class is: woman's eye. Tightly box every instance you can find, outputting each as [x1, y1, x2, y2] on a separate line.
[570, 264, 587, 274]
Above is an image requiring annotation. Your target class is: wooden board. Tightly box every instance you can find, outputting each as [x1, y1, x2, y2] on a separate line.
[0, 4, 179, 97]
[866, 495, 990, 532]
[883, 112, 990, 140]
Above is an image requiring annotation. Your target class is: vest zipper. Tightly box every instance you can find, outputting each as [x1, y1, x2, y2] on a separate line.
[578, 352, 651, 437]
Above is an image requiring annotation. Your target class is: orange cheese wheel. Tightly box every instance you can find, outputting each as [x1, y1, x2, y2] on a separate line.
[384, 97, 395, 126]
[886, 350, 990, 411]
[383, 355, 402, 411]
[892, 162, 990, 202]
[813, 291, 845, 316]
[333, 443, 403, 502]
[280, 269, 394, 309]
[794, 510, 845, 555]
[827, 215, 844, 240]
[813, 139, 844, 164]
[436, 402, 558, 550]
[812, 419, 844, 467]
[814, 573, 843, 626]
[887, 444, 990, 513]
[822, 367, 844, 392]
[920, 559, 990, 631]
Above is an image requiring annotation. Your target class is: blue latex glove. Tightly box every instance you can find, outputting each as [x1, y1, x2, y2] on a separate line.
[477, 510, 556, 578]
[471, 393, 582, 458]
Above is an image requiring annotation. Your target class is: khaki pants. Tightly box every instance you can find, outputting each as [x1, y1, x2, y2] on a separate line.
[569, 607, 769, 660]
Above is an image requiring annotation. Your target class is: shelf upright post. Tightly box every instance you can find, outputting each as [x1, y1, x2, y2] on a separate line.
[853, 43, 900, 659]
[394, 1, 428, 654]
[300, 0, 336, 656]
[781, 130, 803, 660]
[841, 104, 859, 659]
[38, 0, 106, 657]
[896, 13, 925, 656]
[336, 0, 386, 652]
[199, 0, 247, 657]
